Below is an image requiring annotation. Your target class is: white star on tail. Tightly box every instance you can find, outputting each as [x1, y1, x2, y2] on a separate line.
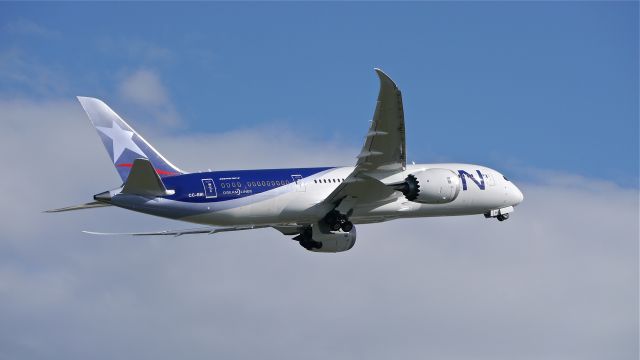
[96, 121, 145, 162]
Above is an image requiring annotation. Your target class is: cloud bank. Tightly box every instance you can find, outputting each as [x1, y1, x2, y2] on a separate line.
[0, 97, 637, 360]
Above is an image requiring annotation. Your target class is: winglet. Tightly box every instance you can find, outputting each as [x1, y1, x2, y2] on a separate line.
[374, 68, 399, 90]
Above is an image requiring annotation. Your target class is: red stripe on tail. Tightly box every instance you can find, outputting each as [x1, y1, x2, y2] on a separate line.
[116, 163, 178, 176]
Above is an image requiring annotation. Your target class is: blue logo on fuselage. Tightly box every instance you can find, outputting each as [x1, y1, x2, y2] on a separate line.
[458, 170, 485, 191]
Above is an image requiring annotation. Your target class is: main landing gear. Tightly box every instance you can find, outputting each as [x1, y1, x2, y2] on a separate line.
[324, 210, 353, 232]
[293, 211, 354, 251]
[293, 227, 322, 250]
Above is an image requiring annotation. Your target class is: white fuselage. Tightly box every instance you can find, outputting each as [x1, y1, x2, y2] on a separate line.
[112, 163, 523, 227]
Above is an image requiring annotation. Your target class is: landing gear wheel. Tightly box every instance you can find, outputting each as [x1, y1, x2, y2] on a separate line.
[325, 210, 349, 232]
[497, 213, 510, 222]
[325, 211, 338, 227]
[340, 221, 353, 232]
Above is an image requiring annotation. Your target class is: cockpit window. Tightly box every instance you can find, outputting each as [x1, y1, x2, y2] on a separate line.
[503, 175, 509, 181]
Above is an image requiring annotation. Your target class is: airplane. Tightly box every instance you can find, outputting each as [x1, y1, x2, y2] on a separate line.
[47, 69, 524, 252]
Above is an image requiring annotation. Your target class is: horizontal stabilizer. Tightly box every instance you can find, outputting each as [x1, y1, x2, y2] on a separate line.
[83, 225, 269, 237]
[122, 158, 174, 196]
[45, 201, 112, 213]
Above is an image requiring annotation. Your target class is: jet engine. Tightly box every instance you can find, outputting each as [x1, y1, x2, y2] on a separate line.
[295, 227, 356, 253]
[393, 168, 461, 204]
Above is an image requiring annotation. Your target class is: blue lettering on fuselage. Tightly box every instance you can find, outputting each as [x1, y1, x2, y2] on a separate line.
[458, 170, 485, 190]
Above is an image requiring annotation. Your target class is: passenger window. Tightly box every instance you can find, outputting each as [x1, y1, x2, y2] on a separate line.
[237, 182, 241, 187]
[261, 181, 266, 186]
[232, 182, 236, 187]
[276, 181, 280, 185]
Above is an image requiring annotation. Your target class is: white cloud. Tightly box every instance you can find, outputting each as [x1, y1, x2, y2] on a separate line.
[0, 97, 637, 360]
[155, 125, 357, 171]
[119, 69, 169, 107]
[117, 69, 181, 127]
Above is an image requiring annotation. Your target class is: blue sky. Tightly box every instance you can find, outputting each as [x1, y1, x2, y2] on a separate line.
[0, 4, 638, 360]
[1, 2, 638, 186]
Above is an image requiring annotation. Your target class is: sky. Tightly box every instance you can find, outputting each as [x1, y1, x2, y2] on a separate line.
[0, 2, 638, 360]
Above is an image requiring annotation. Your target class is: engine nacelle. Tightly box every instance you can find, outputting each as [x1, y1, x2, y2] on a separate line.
[394, 168, 461, 204]
[310, 227, 356, 253]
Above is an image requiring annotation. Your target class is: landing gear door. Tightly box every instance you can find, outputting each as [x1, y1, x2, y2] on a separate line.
[291, 175, 306, 192]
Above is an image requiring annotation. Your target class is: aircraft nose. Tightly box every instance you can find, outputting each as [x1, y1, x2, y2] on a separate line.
[512, 184, 524, 205]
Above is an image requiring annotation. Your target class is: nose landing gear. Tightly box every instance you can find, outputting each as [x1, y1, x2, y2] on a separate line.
[496, 213, 510, 222]
[484, 206, 514, 222]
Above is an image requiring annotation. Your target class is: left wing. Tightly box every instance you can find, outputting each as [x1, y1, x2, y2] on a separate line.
[83, 225, 270, 237]
[357, 68, 406, 172]
[323, 68, 406, 206]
